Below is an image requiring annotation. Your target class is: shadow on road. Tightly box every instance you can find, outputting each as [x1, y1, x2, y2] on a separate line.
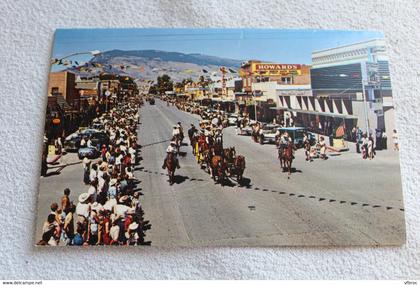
[172, 175, 189, 184]
[178, 151, 187, 157]
[281, 167, 302, 174]
[140, 139, 171, 148]
[43, 171, 61, 177]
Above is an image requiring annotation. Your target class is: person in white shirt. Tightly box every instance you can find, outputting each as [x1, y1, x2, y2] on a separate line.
[172, 126, 180, 137]
[129, 146, 136, 164]
[80, 137, 86, 147]
[162, 142, 180, 169]
[89, 164, 98, 183]
[87, 138, 93, 148]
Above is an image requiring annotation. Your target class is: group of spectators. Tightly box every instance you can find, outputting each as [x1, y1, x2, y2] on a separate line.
[38, 98, 151, 246]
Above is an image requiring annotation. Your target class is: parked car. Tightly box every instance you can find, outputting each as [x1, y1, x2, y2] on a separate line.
[78, 147, 100, 159]
[149, 98, 155, 105]
[275, 127, 316, 148]
[91, 122, 105, 130]
[64, 129, 109, 152]
[227, 114, 240, 126]
[260, 124, 281, 144]
[238, 124, 254, 136]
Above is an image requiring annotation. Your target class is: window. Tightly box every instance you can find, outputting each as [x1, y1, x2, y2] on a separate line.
[51, 87, 59, 95]
[281, 77, 292, 84]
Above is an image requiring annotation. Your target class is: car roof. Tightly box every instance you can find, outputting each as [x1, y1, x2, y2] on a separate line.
[278, 127, 307, 130]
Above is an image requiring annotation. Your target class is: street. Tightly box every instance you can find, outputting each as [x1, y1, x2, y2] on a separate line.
[137, 99, 405, 246]
[36, 98, 405, 246]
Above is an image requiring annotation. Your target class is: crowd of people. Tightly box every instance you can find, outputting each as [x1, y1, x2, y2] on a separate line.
[38, 98, 151, 246]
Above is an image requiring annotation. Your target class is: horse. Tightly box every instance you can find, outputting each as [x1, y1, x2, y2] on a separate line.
[197, 135, 208, 164]
[232, 155, 246, 184]
[222, 147, 236, 175]
[163, 152, 178, 185]
[202, 149, 213, 173]
[279, 141, 295, 176]
[223, 147, 236, 163]
[210, 155, 227, 186]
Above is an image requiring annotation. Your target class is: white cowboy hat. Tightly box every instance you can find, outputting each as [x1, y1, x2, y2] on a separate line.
[129, 222, 139, 230]
[78, 193, 90, 203]
[170, 141, 176, 145]
[110, 178, 117, 186]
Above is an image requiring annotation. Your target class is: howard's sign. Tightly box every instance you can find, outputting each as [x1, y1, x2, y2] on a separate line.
[252, 63, 302, 75]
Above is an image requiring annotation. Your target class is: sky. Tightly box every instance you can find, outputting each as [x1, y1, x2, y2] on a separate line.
[51, 28, 384, 71]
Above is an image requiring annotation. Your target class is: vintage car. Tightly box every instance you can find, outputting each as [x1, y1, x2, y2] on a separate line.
[64, 129, 109, 152]
[227, 114, 240, 126]
[260, 124, 281, 144]
[238, 123, 255, 136]
[274, 127, 316, 148]
[78, 147, 100, 159]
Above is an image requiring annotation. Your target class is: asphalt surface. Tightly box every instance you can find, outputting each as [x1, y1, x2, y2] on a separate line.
[35, 98, 406, 246]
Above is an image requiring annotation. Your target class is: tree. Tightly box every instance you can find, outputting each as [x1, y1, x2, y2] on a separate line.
[156, 74, 173, 95]
[148, 85, 158, 95]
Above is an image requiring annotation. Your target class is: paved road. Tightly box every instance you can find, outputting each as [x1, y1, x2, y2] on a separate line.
[136, 99, 405, 246]
[35, 98, 405, 246]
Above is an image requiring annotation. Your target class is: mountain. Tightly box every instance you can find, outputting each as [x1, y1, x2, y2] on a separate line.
[80, 49, 243, 82]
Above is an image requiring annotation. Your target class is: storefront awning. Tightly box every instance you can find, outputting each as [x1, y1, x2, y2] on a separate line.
[270, 107, 358, 119]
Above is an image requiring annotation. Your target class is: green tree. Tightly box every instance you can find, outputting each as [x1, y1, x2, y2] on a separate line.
[156, 74, 173, 95]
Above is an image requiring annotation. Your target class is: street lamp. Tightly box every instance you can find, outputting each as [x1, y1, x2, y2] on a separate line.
[253, 90, 258, 122]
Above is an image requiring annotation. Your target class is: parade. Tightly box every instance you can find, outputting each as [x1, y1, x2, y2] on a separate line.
[35, 29, 405, 247]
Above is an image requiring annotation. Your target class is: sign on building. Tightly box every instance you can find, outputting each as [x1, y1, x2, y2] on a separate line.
[252, 63, 302, 76]
[366, 62, 380, 87]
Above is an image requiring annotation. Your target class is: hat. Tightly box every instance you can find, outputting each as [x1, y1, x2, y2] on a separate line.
[110, 178, 117, 186]
[83, 157, 91, 164]
[119, 195, 129, 203]
[170, 141, 176, 145]
[78, 193, 90, 203]
[129, 222, 139, 230]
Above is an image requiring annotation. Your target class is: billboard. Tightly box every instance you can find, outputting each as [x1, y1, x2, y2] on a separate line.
[252, 63, 302, 76]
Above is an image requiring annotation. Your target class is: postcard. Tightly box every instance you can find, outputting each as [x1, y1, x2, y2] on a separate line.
[36, 29, 405, 246]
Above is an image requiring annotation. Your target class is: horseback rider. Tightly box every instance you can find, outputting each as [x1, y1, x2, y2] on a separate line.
[172, 125, 180, 145]
[162, 141, 180, 169]
[188, 124, 197, 141]
[177, 122, 184, 142]
[278, 132, 291, 158]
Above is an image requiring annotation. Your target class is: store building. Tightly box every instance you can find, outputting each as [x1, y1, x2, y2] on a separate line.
[275, 39, 394, 147]
[47, 71, 78, 107]
[239, 61, 311, 122]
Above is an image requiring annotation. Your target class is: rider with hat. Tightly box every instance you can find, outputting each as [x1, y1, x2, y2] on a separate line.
[188, 123, 197, 142]
[162, 141, 180, 169]
[278, 132, 291, 158]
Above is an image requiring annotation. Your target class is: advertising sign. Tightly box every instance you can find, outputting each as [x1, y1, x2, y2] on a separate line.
[366, 62, 380, 87]
[252, 63, 302, 76]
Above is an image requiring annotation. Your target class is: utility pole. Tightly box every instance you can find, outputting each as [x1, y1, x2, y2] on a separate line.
[253, 91, 258, 122]
[362, 80, 370, 138]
